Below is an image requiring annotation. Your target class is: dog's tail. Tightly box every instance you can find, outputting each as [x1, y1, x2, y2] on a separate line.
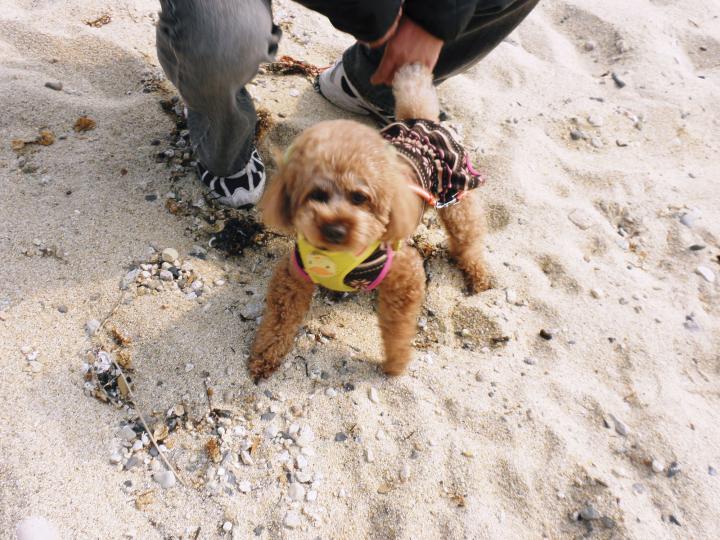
[392, 64, 440, 122]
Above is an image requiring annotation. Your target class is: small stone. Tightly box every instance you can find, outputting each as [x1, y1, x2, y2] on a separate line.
[590, 288, 604, 299]
[295, 454, 308, 470]
[695, 266, 715, 283]
[335, 432, 348, 442]
[28, 361, 42, 373]
[241, 301, 264, 320]
[368, 387, 380, 404]
[15, 517, 60, 540]
[579, 505, 601, 520]
[253, 526, 265, 536]
[399, 463, 410, 481]
[85, 319, 101, 336]
[295, 426, 315, 447]
[365, 448, 375, 463]
[161, 248, 179, 263]
[616, 39, 629, 53]
[288, 482, 306, 501]
[159, 270, 173, 281]
[191, 280, 204, 292]
[590, 137, 603, 148]
[57, 305, 68, 313]
[45, 81, 63, 91]
[616, 139, 629, 147]
[325, 388, 337, 398]
[587, 115, 603, 127]
[238, 480, 251, 493]
[679, 209, 700, 227]
[632, 483, 645, 494]
[184, 363, 194, 373]
[153, 470, 176, 489]
[189, 245, 207, 259]
[505, 289, 518, 304]
[222, 522, 233, 532]
[289, 89, 300, 97]
[568, 209, 593, 230]
[214, 279, 225, 286]
[583, 40, 596, 51]
[611, 72, 626, 88]
[265, 425, 279, 438]
[109, 452, 123, 464]
[523, 357, 537, 365]
[0, 312, 7, 321]
[668, 515, 682, 527]
[284, 511, 301, 529]
[124, 456, 140, 470]
[601, 516, 616, 529]
[667, 461, 681, 478]
[570, 129, 587, 141]
[651, 459, 665, 473]
[609, 414, 629, 436]
[539, 329, 553, 340]
[709, 466, 717, 476]
[119, 425, 137, 441]
[306, 489, 318, 502]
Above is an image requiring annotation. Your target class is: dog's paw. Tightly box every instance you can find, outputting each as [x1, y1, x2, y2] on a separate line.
[462, 259, 492, 294]
[247, 355, 279, 382]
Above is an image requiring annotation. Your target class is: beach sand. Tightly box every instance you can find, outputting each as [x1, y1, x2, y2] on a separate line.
[1, 0, 719, 538]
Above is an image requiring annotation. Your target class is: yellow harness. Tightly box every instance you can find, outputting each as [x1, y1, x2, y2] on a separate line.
[293, 235, 398, 292]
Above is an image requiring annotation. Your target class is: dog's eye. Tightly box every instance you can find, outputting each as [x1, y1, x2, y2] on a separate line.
[308, 189, 329, 203]
[349, 191, 368, 205]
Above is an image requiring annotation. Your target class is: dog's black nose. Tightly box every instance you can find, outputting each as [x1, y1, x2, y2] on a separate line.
[321, 223, 347, 244]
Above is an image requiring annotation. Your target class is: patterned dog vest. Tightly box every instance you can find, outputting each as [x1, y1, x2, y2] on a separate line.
[381, 118, 484, 208]
[292, 234, 398, 293]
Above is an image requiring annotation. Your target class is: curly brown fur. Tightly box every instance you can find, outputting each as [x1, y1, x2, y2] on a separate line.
[248, 255, 315, 381]
[251, 64, 490, 379]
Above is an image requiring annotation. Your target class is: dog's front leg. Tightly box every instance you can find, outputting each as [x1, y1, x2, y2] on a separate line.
[377, 247, 426, 376]
[248, 254, 315, 381]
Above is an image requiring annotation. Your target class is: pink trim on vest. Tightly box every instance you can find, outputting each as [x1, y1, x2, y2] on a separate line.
[291, 249, 312, 282]
[365, 244, 394, 291]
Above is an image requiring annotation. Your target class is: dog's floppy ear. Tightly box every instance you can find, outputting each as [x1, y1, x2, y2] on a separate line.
[259, 146, 294, 232]
[382, 177, 419, 243]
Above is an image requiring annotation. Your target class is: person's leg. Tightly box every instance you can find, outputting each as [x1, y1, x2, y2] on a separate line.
[156, 0, 281, 207]
[320, 0, 539, 120]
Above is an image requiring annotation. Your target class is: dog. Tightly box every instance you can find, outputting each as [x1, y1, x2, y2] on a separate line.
[248, 64, 490, 381]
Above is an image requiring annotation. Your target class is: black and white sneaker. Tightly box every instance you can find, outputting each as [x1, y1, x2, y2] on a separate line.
[197, 148, 266, 208]
[317, 60, 395, 125]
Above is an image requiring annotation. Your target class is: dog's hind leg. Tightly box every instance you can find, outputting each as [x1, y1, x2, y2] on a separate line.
[438, 190, 491, 293]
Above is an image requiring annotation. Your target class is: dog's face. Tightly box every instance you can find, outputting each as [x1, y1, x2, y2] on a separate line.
[261, 120, 419, 252]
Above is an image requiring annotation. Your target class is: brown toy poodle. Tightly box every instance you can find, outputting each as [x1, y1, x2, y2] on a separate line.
[249, 64, 490, 381]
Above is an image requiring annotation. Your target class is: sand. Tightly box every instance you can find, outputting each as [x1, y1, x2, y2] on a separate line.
[1, 0, 719, 538]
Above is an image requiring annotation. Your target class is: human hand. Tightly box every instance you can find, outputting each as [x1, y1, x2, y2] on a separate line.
[370, 16, 443, 86]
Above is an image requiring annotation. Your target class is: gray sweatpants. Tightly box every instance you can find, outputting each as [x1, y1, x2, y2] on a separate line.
[156, 0, 538, 176]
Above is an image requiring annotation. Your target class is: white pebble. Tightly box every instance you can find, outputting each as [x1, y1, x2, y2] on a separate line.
[505, 289, 518, 304]
[296, 454, 309, 470]
[399, 463, 410, 481]
[368, 387, 380, 404]
[153, 470, 176, 489]
[365, 448, 375, 463]
[159, 270, 173, 281]
[284, 511, 301, 529]
[325, 388, 337, 398]
[222, 522, 233, 532]
[289, 89, 300, 97]
[265, 425, 279, 438]
[306, 489, 318, 502]
[651, 459, 665, 473]
[15, 517, 60, 540]
[590, 288, 604, 299]
[288, 482, 306, 501]
[238, 480, 251, 493]
[184, 363, 194, 372]
[109, 452, 123, 465]
[161, 248, 179, 262]
[85, 319, 101, 336]
[696, 266, 715, 283]
[119, 425, 137, 441]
